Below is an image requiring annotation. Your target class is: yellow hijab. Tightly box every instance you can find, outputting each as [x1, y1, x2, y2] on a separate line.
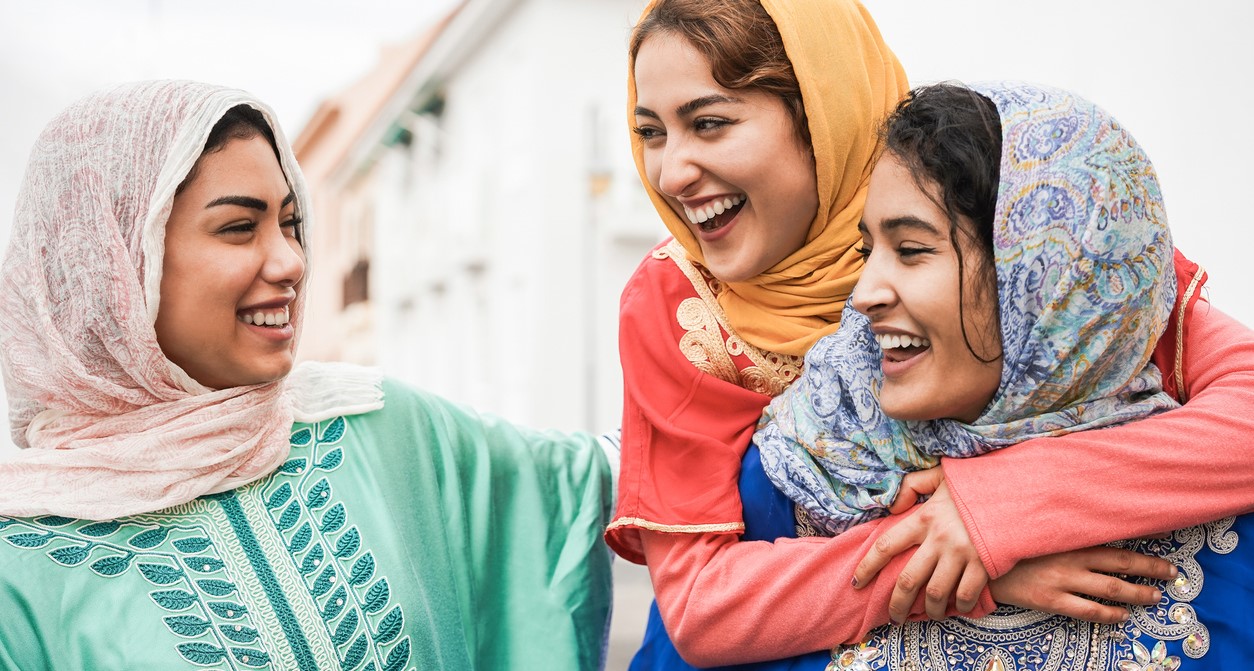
[628, 0, 908, 357]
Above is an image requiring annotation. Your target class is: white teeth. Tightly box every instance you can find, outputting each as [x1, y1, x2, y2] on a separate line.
[239, 307, 290, 327]
[683, 195, 745, 225]
[875, 334, 931, 350]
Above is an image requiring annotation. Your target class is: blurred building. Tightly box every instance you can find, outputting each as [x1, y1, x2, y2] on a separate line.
[293, 0, 659, 433]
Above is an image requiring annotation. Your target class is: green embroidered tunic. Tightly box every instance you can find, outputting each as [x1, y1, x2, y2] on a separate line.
[0, 379, 614, 670]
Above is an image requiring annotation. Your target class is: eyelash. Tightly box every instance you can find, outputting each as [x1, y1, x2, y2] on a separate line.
[693, 117, 731, 132]
[632, 126, 662, 140]
[898, 246, 934, 258]
[854, 245, 935, 259]
[631, 117, 734, 140]
[220, 217, 302, 235]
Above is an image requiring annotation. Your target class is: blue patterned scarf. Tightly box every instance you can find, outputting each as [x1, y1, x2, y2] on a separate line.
[756, 82, 1180, 536]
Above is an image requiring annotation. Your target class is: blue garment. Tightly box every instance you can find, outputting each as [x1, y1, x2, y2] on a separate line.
[627, 445, 829, 671]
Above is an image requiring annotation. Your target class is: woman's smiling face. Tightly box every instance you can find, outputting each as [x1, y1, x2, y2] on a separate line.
[632, 32, 818, 283]
[852, 152, 1003, 423]
[154, 133, 305, 390]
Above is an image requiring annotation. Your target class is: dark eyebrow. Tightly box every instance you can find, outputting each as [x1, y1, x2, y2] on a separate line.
[205, 195, 267, 211]
[633, 106, 659, 120]
[676, 94, 740, 118]
[880, 215, 944, 236]
[205, 191, 296, 211]
[633, 94, 742, 121]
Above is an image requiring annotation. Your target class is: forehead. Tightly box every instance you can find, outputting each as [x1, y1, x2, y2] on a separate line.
[182, 135, 290, 197]
[862, 154, 948, 232]
[634, 33, 721, 102]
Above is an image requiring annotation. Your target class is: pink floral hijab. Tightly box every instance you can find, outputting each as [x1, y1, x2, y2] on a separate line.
[0, 80, 381, 520]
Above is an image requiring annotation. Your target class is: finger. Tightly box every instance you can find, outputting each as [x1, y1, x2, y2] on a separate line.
[890, 469, 944, 514]
[1083, 547, 1178, 582]
[854, 517, 924, 589]
[922, 556, 963, 620]
[1072, 572, 1163, 608]
[1042, 593, 1130, 625]
[954, 562, 989, 614]
[888, 488, 920, 514]
[889, 546, 939, 623]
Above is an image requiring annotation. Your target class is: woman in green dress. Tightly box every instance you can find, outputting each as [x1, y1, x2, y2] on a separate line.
[0, 80, 614, 670]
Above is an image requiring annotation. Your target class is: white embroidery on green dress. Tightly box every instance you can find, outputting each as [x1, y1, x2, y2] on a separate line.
[0, 416, 412, 671]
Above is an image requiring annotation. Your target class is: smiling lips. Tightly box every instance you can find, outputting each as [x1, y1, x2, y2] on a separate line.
[683, 195, 746, 232]
[875, 333, 931, 364]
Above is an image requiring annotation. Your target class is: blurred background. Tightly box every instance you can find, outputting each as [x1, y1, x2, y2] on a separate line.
[1, 1, 1251, 667]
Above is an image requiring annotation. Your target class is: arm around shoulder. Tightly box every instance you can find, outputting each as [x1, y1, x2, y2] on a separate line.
[641, 516, 995, 666]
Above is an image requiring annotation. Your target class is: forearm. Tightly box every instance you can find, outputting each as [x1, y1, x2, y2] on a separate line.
[642, 520, 994, 666]
[945, 303, 1254, 578]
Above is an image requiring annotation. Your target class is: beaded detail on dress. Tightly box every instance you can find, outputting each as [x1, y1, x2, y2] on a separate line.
[827, 518, 1236, 671]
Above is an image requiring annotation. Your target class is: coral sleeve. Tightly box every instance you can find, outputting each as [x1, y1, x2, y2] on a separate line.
[605, 249, 773, 564]
[641, 521, 995, 666]
[945, 251, 1254, 578]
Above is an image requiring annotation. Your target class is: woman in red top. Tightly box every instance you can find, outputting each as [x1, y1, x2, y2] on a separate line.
[607, 0, 1254, 667]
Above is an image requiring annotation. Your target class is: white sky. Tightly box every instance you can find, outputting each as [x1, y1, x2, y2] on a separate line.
[0, 0, 461, 244]
[0, 0, 1251, 454]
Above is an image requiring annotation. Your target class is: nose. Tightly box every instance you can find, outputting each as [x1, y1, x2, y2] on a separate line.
[260, 221, 305, 288]
[655, 135, 701, 198]
[850, 250, 895, 316]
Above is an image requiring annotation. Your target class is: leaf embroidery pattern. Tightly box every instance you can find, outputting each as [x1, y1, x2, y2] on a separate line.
[0, 416, 411, 670]
[261, 417, 411, 671]
[0, 515, 265, 668]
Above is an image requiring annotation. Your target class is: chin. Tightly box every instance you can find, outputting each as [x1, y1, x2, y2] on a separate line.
[702, 256, 761, 284]
[878, 395, 932, 422]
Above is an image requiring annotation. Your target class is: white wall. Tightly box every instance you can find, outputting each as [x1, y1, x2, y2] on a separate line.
[371, 0, 657, 434]
[863, 0, 1254, 326]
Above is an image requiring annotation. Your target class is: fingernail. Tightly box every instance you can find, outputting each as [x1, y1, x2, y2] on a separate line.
[1170, 565, 1179, 577]
[851, 576, 859, 588]
[1152, 590, 1162, 602]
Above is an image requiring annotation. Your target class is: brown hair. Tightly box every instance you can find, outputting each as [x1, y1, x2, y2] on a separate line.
[630, 0, 810, 146]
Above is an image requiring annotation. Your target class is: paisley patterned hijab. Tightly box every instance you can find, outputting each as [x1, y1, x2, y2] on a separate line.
[0, 80, 381, 520]
[628, 0, 908, 357]
[756, 82, 1179, 535]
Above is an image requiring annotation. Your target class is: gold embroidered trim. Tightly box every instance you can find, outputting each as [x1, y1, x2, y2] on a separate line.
[606, 517, 744, 535]
[1174, 265, 1205, 403]
[658, 240, 802, 395]
[795, 505, 820, 538]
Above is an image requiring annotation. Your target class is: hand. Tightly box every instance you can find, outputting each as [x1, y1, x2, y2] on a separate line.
[889, 467, 944, 513]
[990, 546, 1177, 623]
[853, 479, 987, 621]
